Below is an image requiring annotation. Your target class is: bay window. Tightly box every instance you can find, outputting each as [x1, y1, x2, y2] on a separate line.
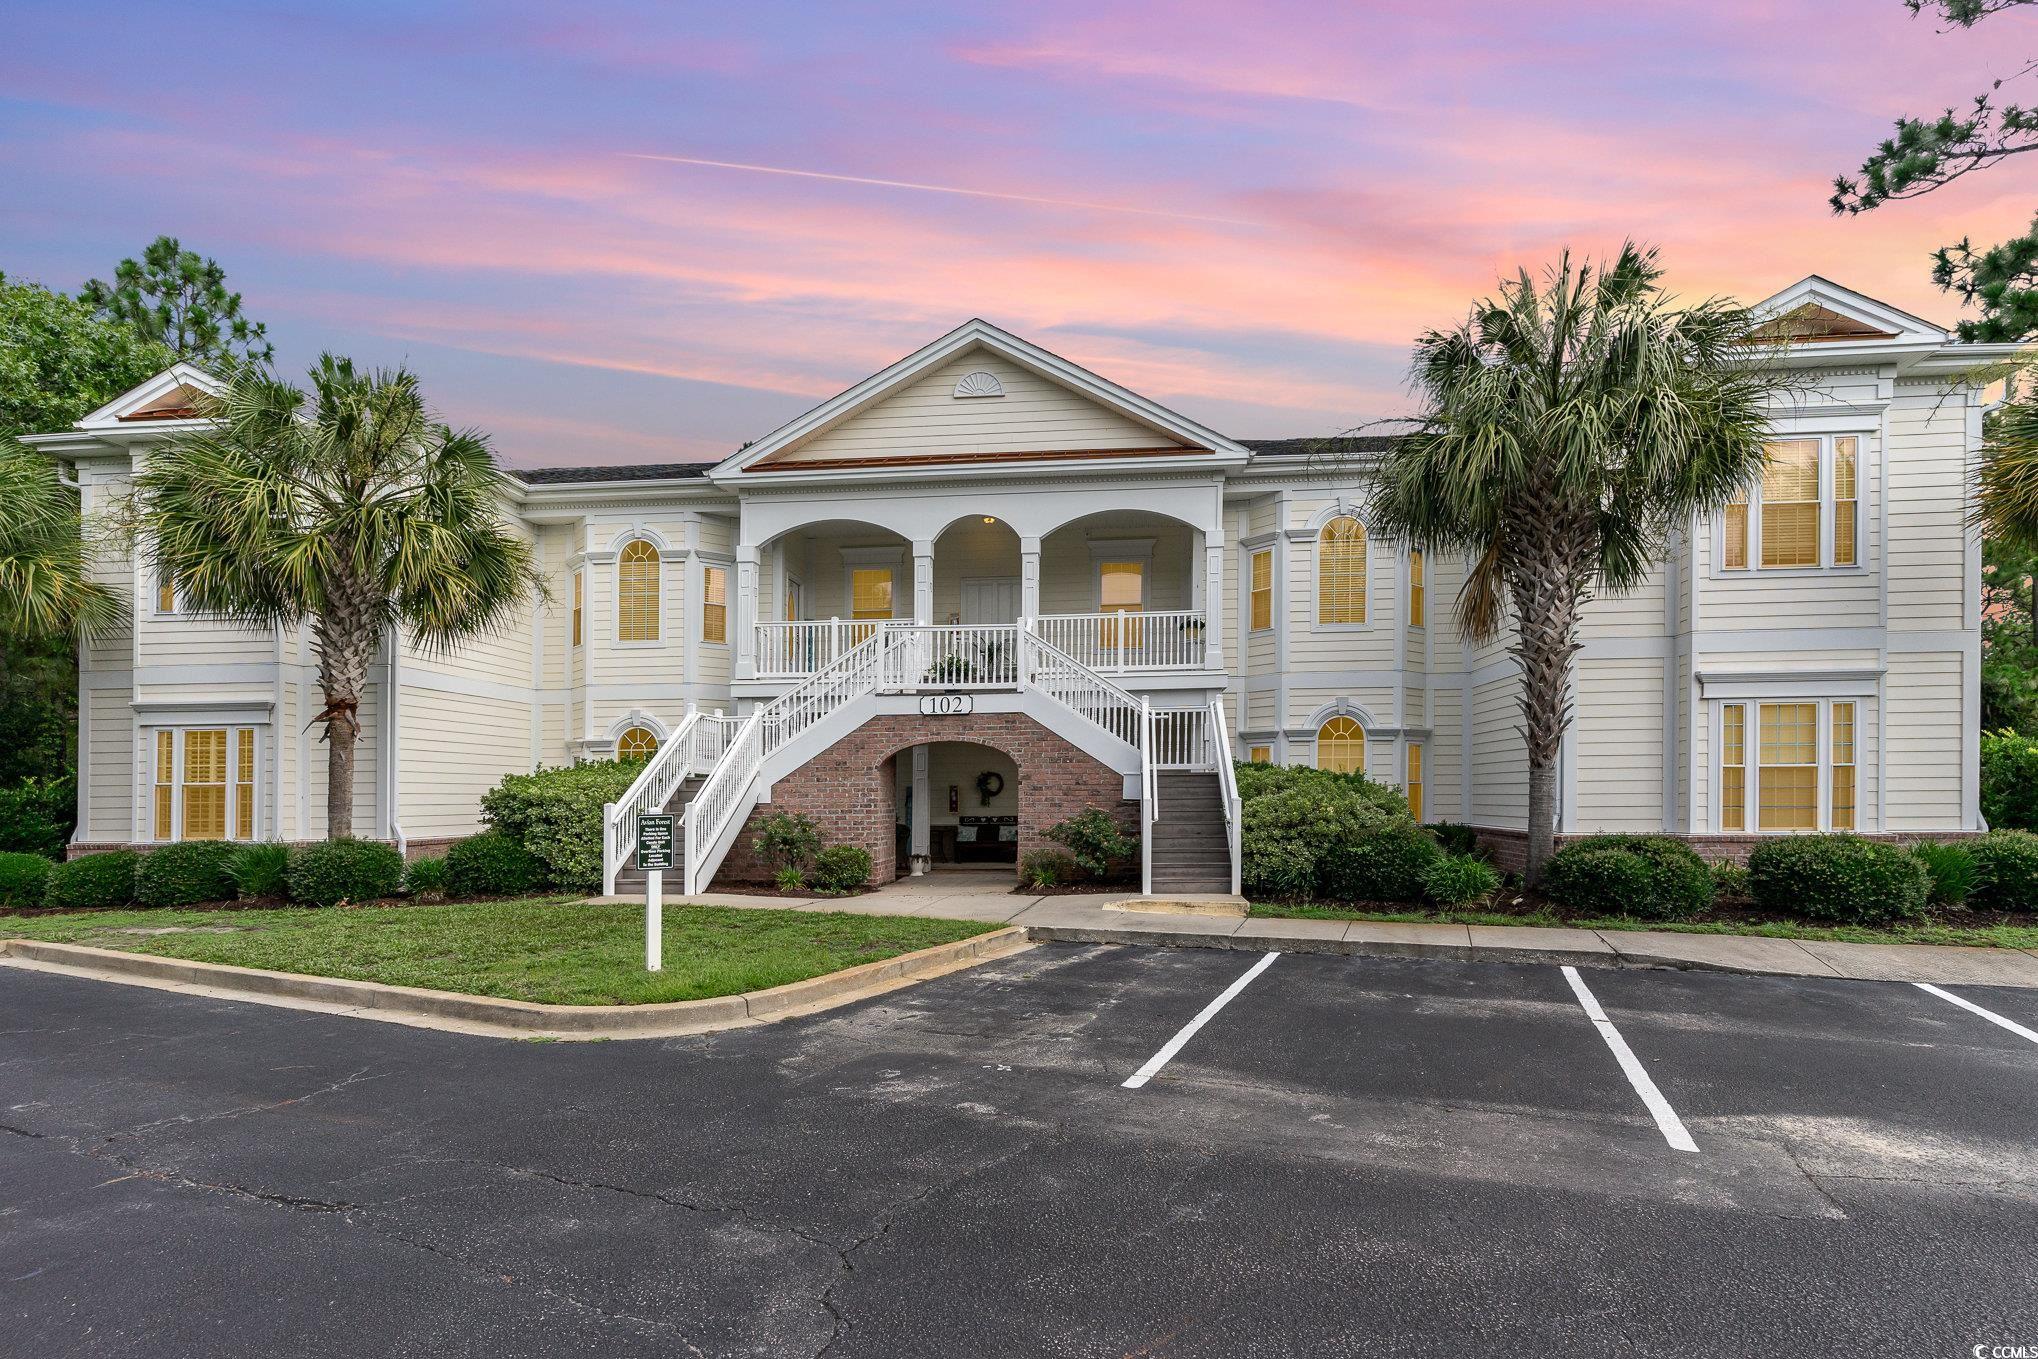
[1718, 700, 1862, 833]
[1721, 435, 1865, 573]
[151, 726, 260, 842]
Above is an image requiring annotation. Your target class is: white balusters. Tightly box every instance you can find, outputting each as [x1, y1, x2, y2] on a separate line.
[1032, 610, 1207, 672]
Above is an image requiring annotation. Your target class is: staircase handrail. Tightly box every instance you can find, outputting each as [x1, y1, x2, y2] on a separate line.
[683, 628, 892, 895]
[601, 707, 705, 896]
[1208, 697, 1243, 896]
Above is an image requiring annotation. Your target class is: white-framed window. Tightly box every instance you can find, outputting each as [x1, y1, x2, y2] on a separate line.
[1317, 516, 1368, 625]
[1407, 550, 1425, 629]
[1099, 559, 1145, 648]
[149, 726, 260, 842]
[617, 539, 661, 642]
[1249, 548, 1274, 633]
[570, 569, 583, 648]
[701, 564, 728, 644]
[1717, 699, 1861, 833]
[1317, 715, 1366, 774]
[1721, 435, 1865, 573]
[1405, 742, 1424, 822]
[1248, 744, 1272, 764]
[616, 726, 658, 761]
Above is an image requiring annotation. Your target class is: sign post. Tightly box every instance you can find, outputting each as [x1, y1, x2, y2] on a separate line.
[636, 814, 675, 973]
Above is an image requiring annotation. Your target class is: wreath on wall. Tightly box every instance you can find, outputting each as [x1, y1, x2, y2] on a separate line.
[975, 770, 1005, 806]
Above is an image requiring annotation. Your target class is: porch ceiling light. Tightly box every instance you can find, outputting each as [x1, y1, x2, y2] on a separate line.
[982, 516, 997, 524]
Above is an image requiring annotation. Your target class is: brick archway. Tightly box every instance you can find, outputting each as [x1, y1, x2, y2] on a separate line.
[711, 713, 1138, 887]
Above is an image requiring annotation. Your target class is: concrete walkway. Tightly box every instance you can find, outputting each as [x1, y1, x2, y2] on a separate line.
[599, 870, 2038, 988]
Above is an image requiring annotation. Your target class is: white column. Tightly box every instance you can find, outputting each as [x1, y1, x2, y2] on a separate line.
[1203, 539, 1226, 672]
[912, 539, 935, 624]
[1020, 536, 1042, 620]
[735, 544, 760, 679]
[910, 745, 931, 875]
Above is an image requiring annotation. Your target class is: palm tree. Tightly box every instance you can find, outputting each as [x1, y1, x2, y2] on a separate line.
[1978, 396, 2038, 549]
[136, 356, 540, 838]
[0, 447, 123, 643]
[1367, 245, 1791, 883]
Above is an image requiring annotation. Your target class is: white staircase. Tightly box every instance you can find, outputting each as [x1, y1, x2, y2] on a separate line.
[621, 622, 1238, 898]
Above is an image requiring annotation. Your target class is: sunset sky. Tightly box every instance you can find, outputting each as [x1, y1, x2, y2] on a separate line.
[5, 1, 2034, 466]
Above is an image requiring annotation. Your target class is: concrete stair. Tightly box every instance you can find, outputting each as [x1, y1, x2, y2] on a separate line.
[1148, 770, 1233, 894]
[612, 775, 706, 895]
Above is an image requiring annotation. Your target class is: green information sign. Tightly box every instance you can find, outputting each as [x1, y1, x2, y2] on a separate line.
[636, 814, 675, 871]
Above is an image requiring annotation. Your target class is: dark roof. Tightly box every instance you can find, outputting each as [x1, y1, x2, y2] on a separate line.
[510, 462, 717, 485]
[508, 439, 1394, 486]
[1241, 436, 1400, 458]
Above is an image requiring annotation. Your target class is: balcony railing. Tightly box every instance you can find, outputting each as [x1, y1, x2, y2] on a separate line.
[1032, 610, 1206, 672]
[754, 611, 1208, 678]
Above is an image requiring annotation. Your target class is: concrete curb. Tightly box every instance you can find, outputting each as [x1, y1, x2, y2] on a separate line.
[1019, 922, 2038, 985]
[0, 928, 1031, 1040]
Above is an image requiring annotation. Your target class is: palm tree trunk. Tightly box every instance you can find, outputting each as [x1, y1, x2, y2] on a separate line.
[1508, 514, 1589, 887]
[314, 580, 380, 840]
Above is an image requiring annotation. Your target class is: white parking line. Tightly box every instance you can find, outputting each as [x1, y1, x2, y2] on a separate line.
[1914, 982, 2038, 1045]
[1560, 966, 1699, 1153]
[1122, 952, 1280, 1090]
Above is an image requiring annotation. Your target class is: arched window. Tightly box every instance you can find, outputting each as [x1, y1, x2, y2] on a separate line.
[1318, 517, 1367, 624]
[616, 726, 658, 761]
[617, 540, 660, 642]
[1317, 716, 1366, 774]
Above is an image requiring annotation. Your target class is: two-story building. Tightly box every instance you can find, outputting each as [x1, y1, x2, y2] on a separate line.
[24, 276, 1999, 893]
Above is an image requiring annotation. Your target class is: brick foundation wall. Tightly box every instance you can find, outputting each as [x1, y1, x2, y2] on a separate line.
[710, 713, 1138, 888]
[1473, 826, 1986, 874]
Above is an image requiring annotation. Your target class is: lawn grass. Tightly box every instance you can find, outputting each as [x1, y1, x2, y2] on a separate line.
[0, 898, 997, 1005]
[1247, 901, 2038, 950]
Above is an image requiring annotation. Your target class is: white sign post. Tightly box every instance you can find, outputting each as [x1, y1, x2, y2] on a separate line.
[636, 814, 675, 973]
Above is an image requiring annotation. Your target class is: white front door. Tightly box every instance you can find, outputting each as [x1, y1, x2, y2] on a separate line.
[960, 577, 1020, 624]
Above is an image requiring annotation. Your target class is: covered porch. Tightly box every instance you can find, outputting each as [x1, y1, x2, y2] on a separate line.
[742, 506, 1221, 681]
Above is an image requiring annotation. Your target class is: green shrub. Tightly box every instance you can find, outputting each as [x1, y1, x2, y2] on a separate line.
[227, 842, 292, 900]
[1981, 730, 2038, 831]
[1710, 861, 1752, 905]
[444, 830, 547, 898]
[286, 839, 405, 907]
[1233, 761, 1409, 817]
[1543, 835, 1715, 921]
[1746, 834, 1929, 923]
[1320, 821, 1443, 902]
[1968, 829, 2038, 913]
[811, 844, 872, 895]
[774, 865, 807, 892]
[1910, 841, 1977, 908]
[1241, 786, 1402, 900]
[0, 775, 75, 859]
[42, 850, 138, 910]
[134, 840, 240, 908]
[753, 811, 822, 875]
[478, 759, 640, 894]
[1019, 849, 1080, 889]
[404, 855, 449, 901]
[1426, 822, 1480, 858]
[1422, 854, 1499, 907]
[1046, 809, 1135, 880]
[0, 851, 53, 907]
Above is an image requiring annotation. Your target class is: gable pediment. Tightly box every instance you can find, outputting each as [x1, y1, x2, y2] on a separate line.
[716, 319, 1248, 480]
[1747, 276, 1947, 348]
[754, 348, 1196, 470]
[75, 362, 225, 431]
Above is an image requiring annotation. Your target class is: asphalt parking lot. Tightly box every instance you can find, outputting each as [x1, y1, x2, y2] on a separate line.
[4, 942, 2037, 1357]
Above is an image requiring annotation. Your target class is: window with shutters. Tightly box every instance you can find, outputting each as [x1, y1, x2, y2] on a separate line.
[1316, 716, 1366, 775]
[617, 540, 661, 642]
[1249, 549, 1273, 632]
[1317, 517, 1367, 624]
[1720, 435, 1866, 574]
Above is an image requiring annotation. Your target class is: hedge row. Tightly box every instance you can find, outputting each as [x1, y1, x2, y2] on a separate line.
[1235, 762, 1493, 907]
